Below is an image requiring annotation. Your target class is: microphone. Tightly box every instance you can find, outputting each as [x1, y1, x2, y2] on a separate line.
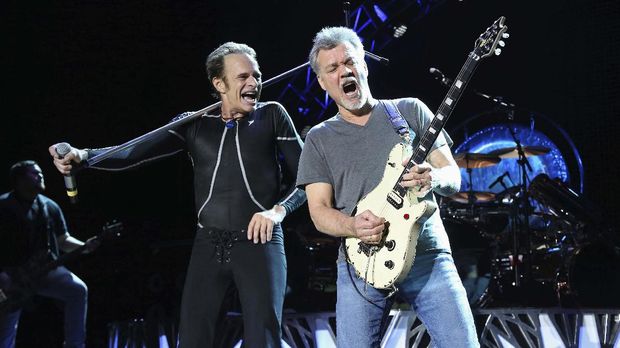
[428, 67, 452, 86]
[365, 51, 390, 66]
[488, 171, 510, 189]
[54, 142, 79, 204]
[429, 67, 452, 86]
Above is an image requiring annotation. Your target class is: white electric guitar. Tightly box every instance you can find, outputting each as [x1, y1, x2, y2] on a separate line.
[345, 17, 509, 289]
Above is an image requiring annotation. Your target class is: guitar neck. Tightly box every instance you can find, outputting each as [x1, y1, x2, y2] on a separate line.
[394, 52, 480, 193]
[39, 244, 88, 275]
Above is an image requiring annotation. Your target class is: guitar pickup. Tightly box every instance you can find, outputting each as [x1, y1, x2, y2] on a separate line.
[387, 190, 403, 209]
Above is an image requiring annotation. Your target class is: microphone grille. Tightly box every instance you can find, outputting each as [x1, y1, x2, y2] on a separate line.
[55, 142, 72, 157]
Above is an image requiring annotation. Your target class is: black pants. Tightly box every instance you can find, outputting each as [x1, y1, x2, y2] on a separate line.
[177, 227, 286, 348]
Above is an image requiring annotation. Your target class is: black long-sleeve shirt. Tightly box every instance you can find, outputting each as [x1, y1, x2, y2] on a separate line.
[86, 102, 306, 241]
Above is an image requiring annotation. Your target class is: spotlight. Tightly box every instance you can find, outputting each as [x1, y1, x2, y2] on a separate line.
[393, 24, 407, 38]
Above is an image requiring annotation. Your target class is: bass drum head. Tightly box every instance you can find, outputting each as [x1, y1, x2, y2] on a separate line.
[564, 242, 620, 307]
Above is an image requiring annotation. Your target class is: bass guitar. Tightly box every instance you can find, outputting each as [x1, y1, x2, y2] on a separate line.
[0, 220, 122, 314]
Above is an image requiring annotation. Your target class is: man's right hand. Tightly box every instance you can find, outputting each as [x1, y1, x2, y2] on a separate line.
[48, 143, 87, 175]
[350, 210, 385, 245]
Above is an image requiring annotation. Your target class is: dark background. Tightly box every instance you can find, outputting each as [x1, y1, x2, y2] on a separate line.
[1, 0, 619, 346]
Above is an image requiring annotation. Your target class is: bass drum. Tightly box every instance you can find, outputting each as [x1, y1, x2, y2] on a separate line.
[558, 242, 620, 307]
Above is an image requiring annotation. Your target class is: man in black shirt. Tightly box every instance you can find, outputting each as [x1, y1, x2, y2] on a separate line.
[0, 161, 97, 348]
[49, 42, 305, 348]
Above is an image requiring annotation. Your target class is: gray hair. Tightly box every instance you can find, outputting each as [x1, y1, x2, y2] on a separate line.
[205, 42, 257, 94]
[309, 26, 365, 74]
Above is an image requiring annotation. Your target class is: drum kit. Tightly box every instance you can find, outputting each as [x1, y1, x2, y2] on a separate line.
[442, 143, 620, 308]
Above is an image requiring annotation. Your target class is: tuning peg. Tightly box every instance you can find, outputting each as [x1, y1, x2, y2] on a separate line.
[499, 40, 505, 47]
[495, 48, 502, 55]
[502, 32, 510, 39]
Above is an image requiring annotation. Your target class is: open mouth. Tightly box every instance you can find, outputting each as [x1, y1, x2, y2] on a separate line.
[241, 90, 258, 104]
[342, 81, 358, 96]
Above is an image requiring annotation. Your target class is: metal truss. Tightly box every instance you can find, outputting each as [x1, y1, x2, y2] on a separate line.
[107, 308, 620, 347]
[478, 308, 620, 348]
[277, 0, 447, 130]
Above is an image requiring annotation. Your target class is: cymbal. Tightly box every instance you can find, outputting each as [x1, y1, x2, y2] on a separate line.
[449, 191, 496, 204]
[489, 145, 551, 159]
[454, 153, 501, 168]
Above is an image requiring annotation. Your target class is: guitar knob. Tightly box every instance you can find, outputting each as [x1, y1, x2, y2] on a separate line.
[502, 32, 510, 39]
[495, 48, 502, 56]
[385, 240, 396, 251]
[384, 260, 394, 270]
[498, 40, 505, 47]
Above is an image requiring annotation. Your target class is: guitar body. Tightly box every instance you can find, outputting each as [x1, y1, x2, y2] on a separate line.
[0, 251, 54, 314]
[345, 143, 437, 289]
[0, 221, 122, 315]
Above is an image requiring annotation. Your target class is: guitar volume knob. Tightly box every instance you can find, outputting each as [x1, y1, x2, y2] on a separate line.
[385, 240, 396, 251]
[384, 260, 394, 269]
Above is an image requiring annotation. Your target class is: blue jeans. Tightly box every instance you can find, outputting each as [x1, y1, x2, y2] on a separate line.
[0, 266, 88, 348]
[336, 250, 479, 347]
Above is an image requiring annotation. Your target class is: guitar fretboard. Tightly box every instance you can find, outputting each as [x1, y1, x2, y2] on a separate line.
[394, 52, 480, 196]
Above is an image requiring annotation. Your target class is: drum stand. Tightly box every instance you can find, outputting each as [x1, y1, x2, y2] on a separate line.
[507, 126, 533, 288]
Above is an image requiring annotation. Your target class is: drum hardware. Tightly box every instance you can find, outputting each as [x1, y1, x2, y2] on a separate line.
[471, 131, 553, 306]
[501, 127, 541, 288]
[455, 152, 501, 205]
[528, 173, 601, 227]
[448, 191, 496, 204]
[454, 153, 502, 169]
[488, 145, 551, 159]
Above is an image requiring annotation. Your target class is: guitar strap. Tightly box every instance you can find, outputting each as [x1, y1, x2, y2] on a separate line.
[381, 100, 415, 153]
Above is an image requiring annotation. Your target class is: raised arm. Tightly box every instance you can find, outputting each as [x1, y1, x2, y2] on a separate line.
[48, 114, 190, 175]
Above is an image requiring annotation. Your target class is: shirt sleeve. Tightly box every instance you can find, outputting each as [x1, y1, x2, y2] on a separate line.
[296, 127, 332, 189]
[85, 113, 191, 171]
[48, 201, 69, 237]
[270, 103, 307, 214]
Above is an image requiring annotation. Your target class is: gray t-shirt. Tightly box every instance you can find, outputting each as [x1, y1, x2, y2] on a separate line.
[296, 97, 453, 253]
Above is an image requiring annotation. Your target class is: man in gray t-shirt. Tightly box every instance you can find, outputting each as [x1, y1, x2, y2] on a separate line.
[297, 27, 479, 347]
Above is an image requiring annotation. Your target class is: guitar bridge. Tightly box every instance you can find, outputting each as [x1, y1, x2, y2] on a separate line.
[357, 242, 381, 257]
[387, 190, 403, 209]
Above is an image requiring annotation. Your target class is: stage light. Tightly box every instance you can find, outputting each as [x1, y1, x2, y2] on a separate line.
[393, 24, 407, 38]
[373, 4, 388, 22]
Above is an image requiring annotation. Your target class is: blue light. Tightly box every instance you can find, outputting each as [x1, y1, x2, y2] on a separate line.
[373, 5, 388, 22]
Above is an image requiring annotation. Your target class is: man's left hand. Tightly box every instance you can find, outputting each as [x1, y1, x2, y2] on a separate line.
[83, 236, 101, 254]
[247, 205, 286, 244]
[401, 159, 433, 197]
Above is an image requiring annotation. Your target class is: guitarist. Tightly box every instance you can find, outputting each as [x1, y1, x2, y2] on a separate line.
[297, 27, 479, 347]
[0, 161, 98, 348]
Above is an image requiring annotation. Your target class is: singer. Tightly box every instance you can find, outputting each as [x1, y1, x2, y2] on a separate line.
[48, 42, 306, 348]
[0, 160, 99, 348]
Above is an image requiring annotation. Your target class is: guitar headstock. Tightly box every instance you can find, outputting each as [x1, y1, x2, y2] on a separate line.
[474, 16, 509, 59]
[100, 220, 123, 240]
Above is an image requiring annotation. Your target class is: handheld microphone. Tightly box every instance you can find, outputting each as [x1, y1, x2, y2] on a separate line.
[489, 171, 510, 189]
[54, 142, 79, 204]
